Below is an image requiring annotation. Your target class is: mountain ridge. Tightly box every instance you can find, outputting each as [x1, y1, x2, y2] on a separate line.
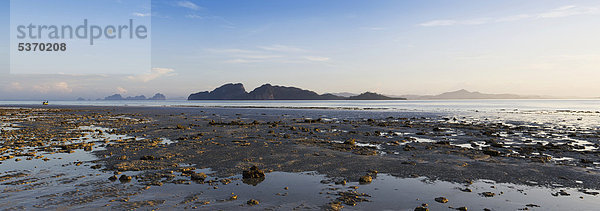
[102, 93, 167, 100]
[396, 89, 553, 100]
[188, 83, 405, 100]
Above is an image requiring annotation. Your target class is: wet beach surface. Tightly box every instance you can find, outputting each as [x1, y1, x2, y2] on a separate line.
[1, 105, 600, 210]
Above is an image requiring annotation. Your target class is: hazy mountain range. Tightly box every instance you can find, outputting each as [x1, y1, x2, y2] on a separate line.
[101, 93, 166, 101]
[89, 87, 570, 101]
[325, 89, 557, 100]
[394, 89, 555, 100]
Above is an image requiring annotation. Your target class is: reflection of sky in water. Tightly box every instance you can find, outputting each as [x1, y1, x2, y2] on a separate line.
[0, 123, 19, 131]
[0, 125, 127, 209]
[0, 148, 97, 172]
[131, 172, 600, 210]
[1, 99, 599, 112]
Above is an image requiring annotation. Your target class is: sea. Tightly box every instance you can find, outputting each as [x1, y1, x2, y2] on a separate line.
[0, 99, 598, 112]
[2, 99, 598, 129]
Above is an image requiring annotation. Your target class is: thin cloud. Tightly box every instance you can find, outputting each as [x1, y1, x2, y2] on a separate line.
[8, 82, 24, 91]
[32, 82, 72, 94]
[185, 15, 235, 28]
[495, 14, 532, 22]
[304, 56, 330, 62]
[205, 48, 261, 54]
[208, 46, 330, 64]
[116, 87, 128, 94]
[258, 45, 306, 53]
[225, 59, 261, 64]
[177, 1, 201, 10]
[420, 18, 492, 27]
[238, 55, 283, 59]
[537, 5, 598, 18]
[132, 12, 151, 17]
[186, 14, 202, 19]
[127, 68, 176, 82]
[420, 5, 600, 27]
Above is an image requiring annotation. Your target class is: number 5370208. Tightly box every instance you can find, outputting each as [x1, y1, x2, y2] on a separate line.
[18, 43, 67, 52]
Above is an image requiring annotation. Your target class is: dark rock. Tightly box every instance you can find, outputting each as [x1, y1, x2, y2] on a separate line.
[552, 190, 570, 196]
[359, 175, 372, 184]
[140, 155, 155, 160]
[435, 141, 450, 145]
[336, 190, 370, 206]
[480, 192, 495, 197]
[119, 175, 132, 182]
[483, 149, 501, 156]
[404, 145, 416, 151]
[435, 197, 448, 203]
[460, 188, 472, 192]
[580, 190, 600, 195]
[246, 199, 259, 206]
[242, 176, 265, 186]
[433, 127, 445, 132]
[490, 142, 504, 148]
[344, 139, 356, 146]
[242, 166, 266, 186]
[243, 166, 265, 179]
[191, 172, 207, 181]
[326, 202, 344, 211]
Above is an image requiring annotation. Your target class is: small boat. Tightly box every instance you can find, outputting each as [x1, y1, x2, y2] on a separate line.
[42, 101, 48, 105]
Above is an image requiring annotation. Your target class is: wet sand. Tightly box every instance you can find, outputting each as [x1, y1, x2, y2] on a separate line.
[1, 105, 600, 210]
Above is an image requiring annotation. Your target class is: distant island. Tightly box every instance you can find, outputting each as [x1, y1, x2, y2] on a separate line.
[397, 89, 553, 100]
[188, 83, 405, 100]
[102, 93, 166, 101]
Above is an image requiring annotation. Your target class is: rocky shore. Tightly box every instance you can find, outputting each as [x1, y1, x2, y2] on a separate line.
[1, 105, 599, 210]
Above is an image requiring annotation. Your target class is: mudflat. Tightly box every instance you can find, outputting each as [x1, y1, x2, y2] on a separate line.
[1, 105, 599, 210]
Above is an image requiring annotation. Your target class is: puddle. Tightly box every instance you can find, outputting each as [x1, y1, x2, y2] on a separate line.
[0, 125, 140, 209]
[109, 171, 600, 210]
[160, 138, 175, 145]
[355, 143, 382, 150]
[0, 123, 20, 131]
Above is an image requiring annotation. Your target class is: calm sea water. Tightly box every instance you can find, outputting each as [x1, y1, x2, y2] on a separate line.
[0, 99, 598, 112]
[1, 99, 599, 129]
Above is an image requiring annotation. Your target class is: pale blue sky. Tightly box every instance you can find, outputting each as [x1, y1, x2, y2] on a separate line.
[1, 0, 600, 100]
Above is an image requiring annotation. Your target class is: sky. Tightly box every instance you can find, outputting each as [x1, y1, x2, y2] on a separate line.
[1, 0, 600, 100]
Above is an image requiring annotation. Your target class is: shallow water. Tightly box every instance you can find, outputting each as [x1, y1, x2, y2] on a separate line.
[1, 99, 599, 113]
[0, 125, 138, 209]
[97, 170, 600, 210]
